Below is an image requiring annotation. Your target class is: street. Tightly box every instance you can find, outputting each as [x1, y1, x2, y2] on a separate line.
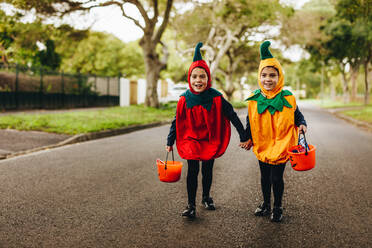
[0, 103, 371, 248]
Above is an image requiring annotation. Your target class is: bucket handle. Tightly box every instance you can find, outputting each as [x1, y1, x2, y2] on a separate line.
[299, 130, 309, 155]
[164, 150, 175, 170]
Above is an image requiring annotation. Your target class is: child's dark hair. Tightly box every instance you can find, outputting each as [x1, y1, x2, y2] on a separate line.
[262, 66, 279, 76]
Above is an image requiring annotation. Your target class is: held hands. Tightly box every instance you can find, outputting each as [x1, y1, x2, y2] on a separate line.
[168, 141, 252, 152]
[239, 139, 253, 150]
[299, 125, 307, 134]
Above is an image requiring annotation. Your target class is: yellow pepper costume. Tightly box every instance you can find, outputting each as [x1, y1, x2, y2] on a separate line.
[247, 41, 298, 165]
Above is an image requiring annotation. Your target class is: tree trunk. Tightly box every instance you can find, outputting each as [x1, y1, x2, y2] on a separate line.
[144, 62, 161, 108]
[364, 60, 370, 105]
[208, 29, 235, 79]
[140, 39, 166, 108]
[350, 65, 359, 102]
[223, 73, 235, 101]
[341, 71, 350, 104]
[330, 81, 336, 101]
[0, 46, 9, 67]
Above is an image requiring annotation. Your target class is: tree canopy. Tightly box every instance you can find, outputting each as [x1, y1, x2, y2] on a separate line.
[1, 0, 371, 104]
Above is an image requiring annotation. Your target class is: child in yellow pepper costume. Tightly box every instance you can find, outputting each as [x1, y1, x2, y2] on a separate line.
[245, 41, 307, 222]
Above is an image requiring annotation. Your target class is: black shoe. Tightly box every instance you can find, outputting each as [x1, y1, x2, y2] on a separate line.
[270, 207, 283, 222]
[182, 204, 196, 219]
[254, 202, 271, 216]
[201, 196, 216, 210]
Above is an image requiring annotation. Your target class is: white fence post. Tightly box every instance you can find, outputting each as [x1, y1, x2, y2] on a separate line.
[120, 78, 130, 107]
[137, 79, 146, 104]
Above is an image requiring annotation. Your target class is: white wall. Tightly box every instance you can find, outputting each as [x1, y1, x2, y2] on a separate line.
[137, 79, 147, 104]
[119, 78, 130, 107]
[120, 77, 178, 106]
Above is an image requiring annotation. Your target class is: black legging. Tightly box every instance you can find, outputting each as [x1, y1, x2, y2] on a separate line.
[186, 159, 214, 205]
[258, 160, 286, 208]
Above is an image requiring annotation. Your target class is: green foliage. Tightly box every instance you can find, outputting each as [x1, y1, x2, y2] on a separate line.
[120, 41, 145, 78]
[334, 0, 372, 58]
[0, 10, 18, 49]
[0, 105, 174, 134]
[283, 59, 323, 99]
[217, 0, 289, 28]
[0, 10, 79, 67]
[0, 5, 144, 77]
[280, 0, 335, 49]
[36, 39, 61, 70]
[52, 24, 88, 64]
[170, 3, 211, 45]
[61, 32, 144, 77]
[0, 9, 21, 63]
[304, 0, 372, 103]
[160, 30, 190, 83]
[335, 0, 367, 22]
[314, 0, 371, 65]
[342, 106, 372, 123]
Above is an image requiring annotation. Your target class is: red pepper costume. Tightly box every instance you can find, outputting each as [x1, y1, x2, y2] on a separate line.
[175, 43, 231, 161]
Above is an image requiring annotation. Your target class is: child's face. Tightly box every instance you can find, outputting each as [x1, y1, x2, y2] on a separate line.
[260, 67, 279, 91]
[190, 67, 208, 93]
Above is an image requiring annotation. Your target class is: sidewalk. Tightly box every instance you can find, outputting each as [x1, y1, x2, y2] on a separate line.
[0, 129, 70, 158]
[0, 121, 168, 160]
[0, 108, 95, 159]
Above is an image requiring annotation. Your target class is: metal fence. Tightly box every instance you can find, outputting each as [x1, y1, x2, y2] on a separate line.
[0, 63, 120, 110]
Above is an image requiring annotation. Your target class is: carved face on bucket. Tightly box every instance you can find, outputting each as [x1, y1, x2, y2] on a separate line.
[260, 66, 279, 91]
[190, 67, 208, 93]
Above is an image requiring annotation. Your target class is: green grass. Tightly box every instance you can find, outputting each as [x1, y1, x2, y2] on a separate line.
[341, 106, 372, 124]
[0, 105, 175, 135]
[305, 99, 365, 108]
[304, 99, 372, 124]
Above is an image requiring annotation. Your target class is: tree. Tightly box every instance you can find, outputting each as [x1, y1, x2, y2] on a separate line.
[52, 24, 88, 66]
[214, 42, 260, 100]
[36, 39, 61, 70]
[171, 0, 290, 100]
[1, 0, 174, 107]
[319, 18, 363, 103]
[0, 10, 21, 65]
[334, 0, 372, 105]
[279, 0, 336, 100]
[280, 0, 335, 48]
[62, 32, 144, 77]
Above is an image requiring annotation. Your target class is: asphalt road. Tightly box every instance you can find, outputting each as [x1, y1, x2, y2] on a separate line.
[0, 103, 371, 248]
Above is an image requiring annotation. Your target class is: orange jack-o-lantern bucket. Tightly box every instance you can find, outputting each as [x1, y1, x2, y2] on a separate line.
[156, 151, 183, 183]
[287, 132, 316, 171]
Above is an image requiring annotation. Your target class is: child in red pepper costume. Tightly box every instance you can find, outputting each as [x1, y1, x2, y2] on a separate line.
[245, 41, 307, 222]
[166, 42, 250, 219]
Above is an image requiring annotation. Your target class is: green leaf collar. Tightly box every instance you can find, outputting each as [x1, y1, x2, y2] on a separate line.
[246, 89, 293, 115]
[182, 88, 222, 111]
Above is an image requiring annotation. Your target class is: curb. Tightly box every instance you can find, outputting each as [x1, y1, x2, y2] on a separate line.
[327, 108, 372, 132]
[333, 112, 372, 132]
[1, 121, 170, 160]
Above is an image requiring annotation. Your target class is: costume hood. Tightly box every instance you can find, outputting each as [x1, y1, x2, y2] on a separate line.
[187, 42, 211, 94]
[258, 41, 284, 99]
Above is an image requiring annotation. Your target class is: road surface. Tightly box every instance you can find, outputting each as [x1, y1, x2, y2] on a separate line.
[0, 103, 370, 247]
